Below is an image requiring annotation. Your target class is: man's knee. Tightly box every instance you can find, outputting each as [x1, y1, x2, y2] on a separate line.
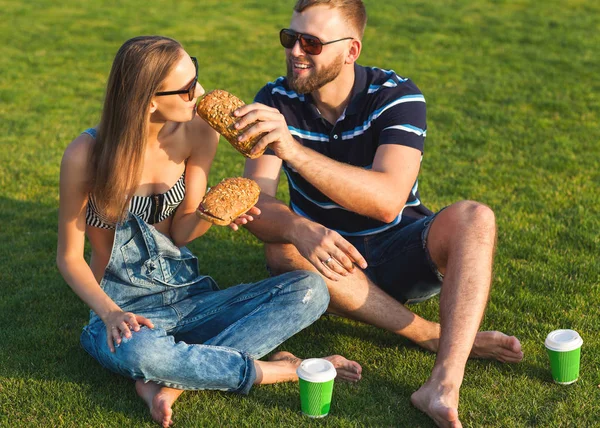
[428, 201, 496, 269]
[264, 243, 284, 274]
[265, 243, 311, 275]
[446, 200, 496, 241]
[460, 200, 496, 241]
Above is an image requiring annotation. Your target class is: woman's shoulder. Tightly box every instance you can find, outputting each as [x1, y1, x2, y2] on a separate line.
[61, 129, 95, 173]
[188, 114, 218, 140]
[180, 116, 219, 153]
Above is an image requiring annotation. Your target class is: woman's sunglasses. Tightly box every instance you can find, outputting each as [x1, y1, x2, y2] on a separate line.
[279, 29, 352, 56]
[155, 56, 198, 101]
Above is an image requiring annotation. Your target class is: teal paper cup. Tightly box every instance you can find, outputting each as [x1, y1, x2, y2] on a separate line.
[296, 358, 337, 418]
[545, 329, 583, 385]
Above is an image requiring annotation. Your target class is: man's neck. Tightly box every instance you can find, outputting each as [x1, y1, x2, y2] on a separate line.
[311, 66, 355, 125]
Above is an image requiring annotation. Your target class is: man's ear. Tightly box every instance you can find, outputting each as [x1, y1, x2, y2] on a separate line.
[345, 39, 362, 64]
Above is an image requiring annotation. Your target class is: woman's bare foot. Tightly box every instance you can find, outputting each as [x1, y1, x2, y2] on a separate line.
[471, 331, 523, 363]
[269, 351, 362, 382]
[322, 354, 362, 381]
[135, 380, 183, 427]
[410, 379, 461, 428]
[269, 350, 301, 365]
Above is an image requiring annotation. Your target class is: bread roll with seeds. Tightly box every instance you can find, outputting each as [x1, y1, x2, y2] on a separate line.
[196, 177, 261, 226]
[196, 89, 267, 159]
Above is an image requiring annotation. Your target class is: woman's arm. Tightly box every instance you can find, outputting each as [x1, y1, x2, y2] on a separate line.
[169, 117, 220, 247]
[56, 135, 153, 352]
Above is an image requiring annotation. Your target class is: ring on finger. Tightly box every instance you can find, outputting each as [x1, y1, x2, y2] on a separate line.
[323, 256, 333, 265]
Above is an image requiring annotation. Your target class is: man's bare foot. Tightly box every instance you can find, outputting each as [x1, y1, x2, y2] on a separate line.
[135, 380, 183, 427]
[411, 379, 461, 428]
[270, 351, 362, 382]
[471, 331, 523, 363]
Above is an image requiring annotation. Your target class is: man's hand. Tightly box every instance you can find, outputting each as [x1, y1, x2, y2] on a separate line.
[293, 221, 368, 281]
[103, 311, 154, 353]
[234, 103, 300, 161]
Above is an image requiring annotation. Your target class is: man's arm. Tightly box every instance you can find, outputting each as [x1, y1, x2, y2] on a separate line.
[235, 103, 421, 224]
[244, 153, 367, 281]
[283, 143, 420, 223]
[242, 154, 292, 243]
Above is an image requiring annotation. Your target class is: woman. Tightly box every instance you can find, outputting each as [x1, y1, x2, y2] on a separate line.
[57, 36, 361, 427]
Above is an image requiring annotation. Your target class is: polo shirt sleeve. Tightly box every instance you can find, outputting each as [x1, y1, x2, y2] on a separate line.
[254, 84, 275, 107]
[372, 95, 427, 153]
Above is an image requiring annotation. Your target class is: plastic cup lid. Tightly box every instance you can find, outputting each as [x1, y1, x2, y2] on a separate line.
[296, 358, 337, 383]
[545, 329, 583, 352]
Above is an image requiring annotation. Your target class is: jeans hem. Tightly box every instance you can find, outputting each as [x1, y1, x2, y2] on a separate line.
[235, 353, 256, 395]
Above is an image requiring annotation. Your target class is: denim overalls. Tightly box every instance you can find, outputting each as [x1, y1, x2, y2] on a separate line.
[81, 213, 328, 394]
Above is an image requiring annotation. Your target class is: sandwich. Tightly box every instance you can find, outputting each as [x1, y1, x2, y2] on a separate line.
[196, 177, 261, 226]
[196, 89, 267, 159]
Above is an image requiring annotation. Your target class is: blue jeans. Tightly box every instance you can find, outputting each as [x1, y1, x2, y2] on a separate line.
[345, 213, 444, 304]
[81, 214, 329, 394]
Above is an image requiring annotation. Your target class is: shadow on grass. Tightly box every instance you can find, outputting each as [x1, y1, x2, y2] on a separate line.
[0, 196, 430, 424]
[248, 370, 435, 427]
[0, 196, 302, 422]
[0, 196, 555, 426]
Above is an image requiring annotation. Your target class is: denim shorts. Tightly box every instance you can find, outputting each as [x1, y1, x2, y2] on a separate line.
[345, 212, 444, 304]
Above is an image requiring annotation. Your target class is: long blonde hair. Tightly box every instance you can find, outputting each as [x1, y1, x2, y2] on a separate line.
[90, 36, 183, 223]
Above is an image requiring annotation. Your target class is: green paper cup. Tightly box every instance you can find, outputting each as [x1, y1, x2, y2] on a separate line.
[296, 358, 337, 418]
[545, 329, 583, 385]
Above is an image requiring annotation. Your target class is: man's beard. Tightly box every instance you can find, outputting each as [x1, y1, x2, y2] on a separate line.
[287, 53, 344, 94]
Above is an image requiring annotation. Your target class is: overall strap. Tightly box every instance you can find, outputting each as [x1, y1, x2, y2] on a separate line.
[129, 213, 192, 262]
[127, 213, 162, 258]
[82, 128, 97, 138]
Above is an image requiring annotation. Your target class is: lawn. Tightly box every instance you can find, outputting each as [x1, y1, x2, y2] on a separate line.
[1, 0, 599, 426]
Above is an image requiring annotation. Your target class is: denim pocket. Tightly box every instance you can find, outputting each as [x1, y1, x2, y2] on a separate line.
[152, 253, 201, 287]
[120, 233, 153, 287]
[121, 233, 200, 288]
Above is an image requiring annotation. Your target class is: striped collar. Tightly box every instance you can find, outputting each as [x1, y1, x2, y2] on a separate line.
[301, 63, 368, 120]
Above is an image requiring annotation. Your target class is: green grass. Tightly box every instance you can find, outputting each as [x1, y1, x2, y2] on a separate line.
[1, 0, 599, 426]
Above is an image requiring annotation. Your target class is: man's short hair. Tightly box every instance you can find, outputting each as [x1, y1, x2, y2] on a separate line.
[294, 0, 367, 39]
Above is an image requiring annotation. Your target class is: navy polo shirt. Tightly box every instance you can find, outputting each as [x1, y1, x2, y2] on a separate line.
[254, 63, 432, 236]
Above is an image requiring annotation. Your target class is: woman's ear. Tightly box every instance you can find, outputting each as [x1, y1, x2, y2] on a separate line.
[345, 39, 362, 64]
[149, 99, 158, 114]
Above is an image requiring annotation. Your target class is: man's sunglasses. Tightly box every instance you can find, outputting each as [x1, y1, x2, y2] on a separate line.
[279, 29, 352, 55]
[155, 56, 198, 101]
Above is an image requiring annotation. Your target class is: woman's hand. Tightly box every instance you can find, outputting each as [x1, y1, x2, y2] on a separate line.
[103, 311, 155, 353]
[228, 206, 261, 231]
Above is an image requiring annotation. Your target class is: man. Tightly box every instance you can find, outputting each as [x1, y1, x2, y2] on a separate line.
[235, 1, 523, 426]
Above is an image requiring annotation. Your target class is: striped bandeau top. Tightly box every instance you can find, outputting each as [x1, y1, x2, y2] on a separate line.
[82, 128, 186, 230]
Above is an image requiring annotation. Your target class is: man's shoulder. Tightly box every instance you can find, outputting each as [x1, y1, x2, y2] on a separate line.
[360, 65, 423, 100]
[257, 75, 287, 94]
[256, 76, 306, 105]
